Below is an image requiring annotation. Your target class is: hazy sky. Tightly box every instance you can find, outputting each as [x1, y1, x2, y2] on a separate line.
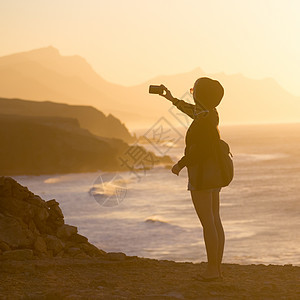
[1, 0, 300, 96]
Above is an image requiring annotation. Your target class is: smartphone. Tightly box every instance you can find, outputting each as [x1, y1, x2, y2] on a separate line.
[149, 85, 164, 95]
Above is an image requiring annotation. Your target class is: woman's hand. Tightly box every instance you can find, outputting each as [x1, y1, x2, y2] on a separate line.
[171, 163, 182, 176]
[159, 85, 175, 102]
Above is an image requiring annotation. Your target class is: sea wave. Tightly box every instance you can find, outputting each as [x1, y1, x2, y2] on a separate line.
[235, 153, 287, 162]
[145, 217, 169, 225]
[44, 174, 79, 184]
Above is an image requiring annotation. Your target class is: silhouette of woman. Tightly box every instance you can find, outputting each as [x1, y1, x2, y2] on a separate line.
[160, 77, 225, 281]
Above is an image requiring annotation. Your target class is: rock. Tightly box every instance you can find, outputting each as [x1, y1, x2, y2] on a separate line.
[44, 225, 55, 236]
[34, 206, 50, 233]
[57, 224, 78, 239]
[26, 195, 44, 206]
[46, 199, 59, 207]
[0, 213, 34, 248]
[67, 247, 82, 257]
[34, 236, 47, 253]
[0, 196, 35, 222]
[106, 252, 127, 261]
[51, 205, 64, 219]
[74, 253, 90, 259]
[11, 185, 30, 201]
[0, 179, 38, 222]
[79, 243, 106, 257]
[47, 202, 64, 227]
[28, 220, 40, 235]
[50, 217, 64, 227]
[2, 249, 33, 261]
[47, 250, 54, 258]
[68, 233, 88, 243]
[35, 207, 49, 222]
[45, 235, 64, 255]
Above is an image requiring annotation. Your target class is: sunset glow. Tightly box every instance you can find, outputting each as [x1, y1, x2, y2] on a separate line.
[1, 0, 300, 97]
[0, 1, 300, 298]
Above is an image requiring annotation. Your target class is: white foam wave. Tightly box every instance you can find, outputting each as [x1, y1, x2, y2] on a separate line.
[235, 153, 287, 162]
[44, 174, 77, 184]
[145, 215, 169, 225]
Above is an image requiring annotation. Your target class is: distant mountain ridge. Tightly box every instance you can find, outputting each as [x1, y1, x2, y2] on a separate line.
[0, 47, 299, 129]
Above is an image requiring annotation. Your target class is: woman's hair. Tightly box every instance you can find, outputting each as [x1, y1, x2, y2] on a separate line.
[193, 77, 224, 109]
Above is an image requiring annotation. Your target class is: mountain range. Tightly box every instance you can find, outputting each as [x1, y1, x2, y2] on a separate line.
[0, 47, 299, 129]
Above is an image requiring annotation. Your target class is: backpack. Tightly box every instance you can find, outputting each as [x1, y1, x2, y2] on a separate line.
[216, 139, 234, 187]
[187, 122, 234, 189]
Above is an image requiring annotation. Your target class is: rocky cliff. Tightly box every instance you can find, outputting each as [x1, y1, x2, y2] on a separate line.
[0, 114, 172, 175]
[0, 177, 108, 260]
[0, 98, 134, 143]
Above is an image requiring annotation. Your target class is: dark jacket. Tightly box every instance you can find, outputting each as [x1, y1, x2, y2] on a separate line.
[173, 99, 220, 169]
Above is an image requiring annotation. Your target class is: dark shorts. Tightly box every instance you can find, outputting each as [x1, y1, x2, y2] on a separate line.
[187, 181, 221, 193]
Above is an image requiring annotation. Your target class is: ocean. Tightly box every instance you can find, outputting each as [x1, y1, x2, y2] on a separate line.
[13, 123, 300, 266]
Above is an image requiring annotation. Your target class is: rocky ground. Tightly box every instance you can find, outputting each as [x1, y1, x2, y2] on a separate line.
[0, 177, 299, 299]
[0, 256, 299, 299]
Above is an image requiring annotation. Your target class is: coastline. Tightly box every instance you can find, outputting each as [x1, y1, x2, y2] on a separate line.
[1, 176, 299, 299]
[1, 256, 299, 299]
[11, 166, 300, 267]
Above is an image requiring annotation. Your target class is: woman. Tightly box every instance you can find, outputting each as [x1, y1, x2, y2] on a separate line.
[159, 77, 225, 281]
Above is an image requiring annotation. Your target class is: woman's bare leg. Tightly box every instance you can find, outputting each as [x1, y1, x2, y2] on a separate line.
[212, 189, 225, 276]
[191, 190, 219, 278]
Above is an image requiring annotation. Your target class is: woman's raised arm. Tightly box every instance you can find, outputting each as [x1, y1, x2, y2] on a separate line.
[159, 85, 196, 119]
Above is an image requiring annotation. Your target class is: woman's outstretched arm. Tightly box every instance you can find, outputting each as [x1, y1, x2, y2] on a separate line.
[172, 99, 196, 119]
[159, 85, 195, 119]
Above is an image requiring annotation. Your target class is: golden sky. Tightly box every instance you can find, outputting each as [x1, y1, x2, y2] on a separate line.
[1, 0, 300, 96]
